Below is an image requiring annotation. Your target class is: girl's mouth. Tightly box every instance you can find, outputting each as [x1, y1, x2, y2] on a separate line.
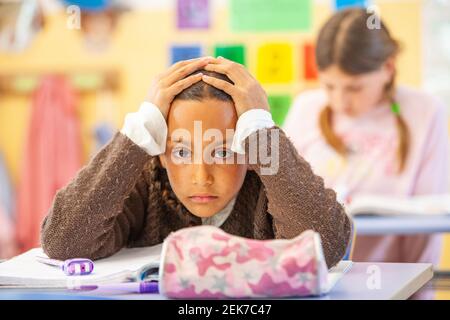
[188, 195, 219, 203]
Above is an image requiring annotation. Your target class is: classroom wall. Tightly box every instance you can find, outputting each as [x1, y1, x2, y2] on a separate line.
[1, 0, 449, 275]
[0, 0, 425, 182]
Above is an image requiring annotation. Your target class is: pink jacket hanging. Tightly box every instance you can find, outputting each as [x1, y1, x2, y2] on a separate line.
[16, 75, 82, 252]
[0, 203, 16, 259]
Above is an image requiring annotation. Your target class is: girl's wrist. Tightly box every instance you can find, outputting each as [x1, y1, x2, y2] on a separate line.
[231, 108, 275, 155]
[120, 102, 168, 156]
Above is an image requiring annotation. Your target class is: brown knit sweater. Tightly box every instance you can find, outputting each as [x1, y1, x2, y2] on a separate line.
[40, 126, 351, 268]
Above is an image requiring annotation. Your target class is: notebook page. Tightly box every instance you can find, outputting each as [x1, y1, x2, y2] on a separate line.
[0, 244, 162, 288]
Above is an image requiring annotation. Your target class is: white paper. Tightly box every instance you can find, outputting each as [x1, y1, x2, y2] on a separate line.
[0, 244, 162, 288]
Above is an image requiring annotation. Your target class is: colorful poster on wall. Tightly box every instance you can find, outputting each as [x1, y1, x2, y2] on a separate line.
[177, 0, 210, 29]
[303, 42, 318, 80]
[335, 0, 368, 11]
[170, 45, 203, 64]
[214, 45, 246, 65]
[230, 0, 312, 32]
[268, 94, 292, 126]
[256, 43, 293, 84]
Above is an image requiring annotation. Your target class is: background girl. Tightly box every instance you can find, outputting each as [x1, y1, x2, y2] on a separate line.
[283, 8, 449, 266]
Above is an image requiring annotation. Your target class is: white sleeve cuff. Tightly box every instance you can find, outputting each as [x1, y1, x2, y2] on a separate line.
[120, 101, 167, 156]
[231, 109, 275, 154]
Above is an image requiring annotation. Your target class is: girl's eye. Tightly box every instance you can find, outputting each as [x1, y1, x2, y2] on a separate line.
[347, 86, 362, 92]
[325, 83, 334, 91]
[214, 148, 233, 159]
[172, 147, 191, 159]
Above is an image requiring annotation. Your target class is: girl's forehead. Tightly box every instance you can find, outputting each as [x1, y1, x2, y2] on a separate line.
[167, 98, 238, 133]
[320, 65, 384, 81]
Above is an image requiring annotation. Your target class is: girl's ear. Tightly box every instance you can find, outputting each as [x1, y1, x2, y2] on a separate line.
[159, 154, 167, 169]
[383, 56, 396, 80]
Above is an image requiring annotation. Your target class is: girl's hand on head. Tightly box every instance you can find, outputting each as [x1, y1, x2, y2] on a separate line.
[201, 57, 270, 117]
[146, 57, 213, 120]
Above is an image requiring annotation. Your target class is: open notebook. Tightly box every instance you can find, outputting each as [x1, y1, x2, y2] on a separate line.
[346, 194, 450, 216]
[0, 244, 162, 288]
[0, 244, 352, 293]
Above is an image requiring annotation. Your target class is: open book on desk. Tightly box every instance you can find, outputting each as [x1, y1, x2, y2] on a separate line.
[0, 244, 162, 288]
[0, 243, 352, 295]
[346, 194, 450, 216]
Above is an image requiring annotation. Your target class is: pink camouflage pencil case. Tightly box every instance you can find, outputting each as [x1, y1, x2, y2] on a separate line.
[158, 225, 329, 298]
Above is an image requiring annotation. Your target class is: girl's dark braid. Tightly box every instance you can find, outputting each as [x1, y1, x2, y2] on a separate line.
[147, 157, 186, 218]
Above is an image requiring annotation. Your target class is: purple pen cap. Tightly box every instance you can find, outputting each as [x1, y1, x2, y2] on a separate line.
[62, 258, 94, 276]
[140, 281, 159, 294]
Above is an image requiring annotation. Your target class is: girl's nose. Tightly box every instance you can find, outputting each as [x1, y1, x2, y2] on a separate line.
[191, 164, 214, 186]
[333, 90, 350, 113]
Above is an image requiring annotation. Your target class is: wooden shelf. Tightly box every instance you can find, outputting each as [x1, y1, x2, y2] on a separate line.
[0, 69, 119, 94]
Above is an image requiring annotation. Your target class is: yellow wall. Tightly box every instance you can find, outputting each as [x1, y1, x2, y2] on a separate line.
[1, 0, 449, 283]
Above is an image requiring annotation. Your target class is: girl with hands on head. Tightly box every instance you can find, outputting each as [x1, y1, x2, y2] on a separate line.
[41, 56, 352, 270]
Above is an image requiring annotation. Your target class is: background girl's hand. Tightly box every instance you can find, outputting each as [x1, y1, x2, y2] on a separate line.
[146, 57, 213, 119]
[201, 57, 270, 117]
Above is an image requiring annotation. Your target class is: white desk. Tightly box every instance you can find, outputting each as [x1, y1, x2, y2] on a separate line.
[316, 262, 432, 300]
[0, 262, 433, 300]
[353, 215, 450, 235]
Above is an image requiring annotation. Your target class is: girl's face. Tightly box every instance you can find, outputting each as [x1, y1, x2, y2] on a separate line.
[159, 98, 248, 218]
[319, 59, 394, 117]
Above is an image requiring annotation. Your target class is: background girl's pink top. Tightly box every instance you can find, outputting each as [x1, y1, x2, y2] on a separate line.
[283, 86, 449, 266]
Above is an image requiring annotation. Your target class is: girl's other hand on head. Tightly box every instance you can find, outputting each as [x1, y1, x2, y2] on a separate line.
[202, 57, 270, 117]
[146, 57, 214, 120]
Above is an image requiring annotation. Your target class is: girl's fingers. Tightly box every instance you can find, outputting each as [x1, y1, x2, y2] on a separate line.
[160, 57, 212, 79]
[169, 72, 204, 96]
[207, 56, 244, 68]
[201, 74, 236, 96]
[206, 56, 232, 64]
[203, 63, 244, 83]
[158, 58, 198, 79]
[167, 57, 203, 73]
[203, 61, 249, 85]
[163, 58, 211, 87]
